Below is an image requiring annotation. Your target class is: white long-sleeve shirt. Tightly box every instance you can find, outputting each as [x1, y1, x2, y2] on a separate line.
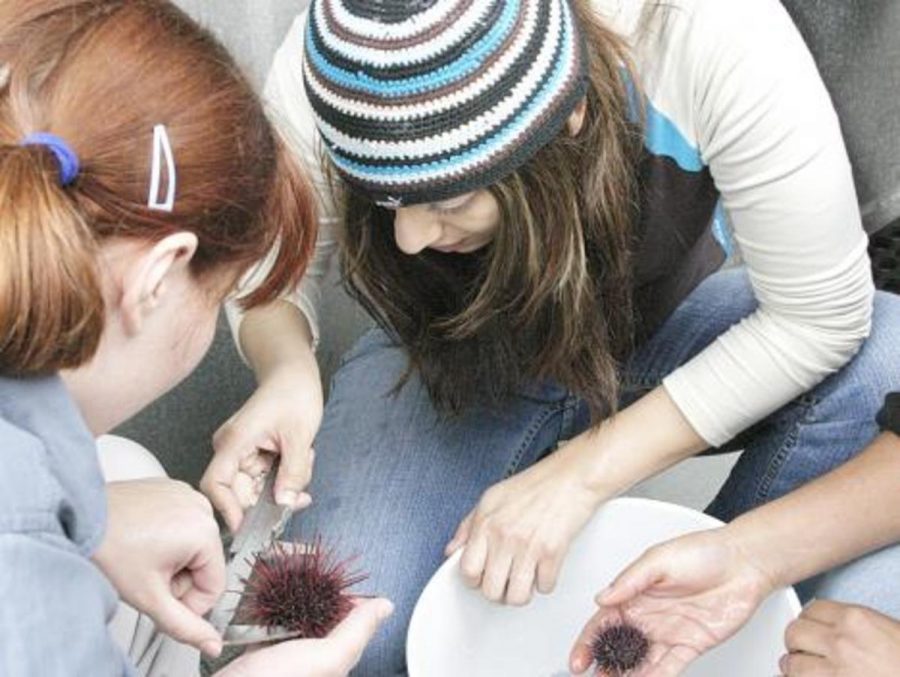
[231, 0, 873, 447]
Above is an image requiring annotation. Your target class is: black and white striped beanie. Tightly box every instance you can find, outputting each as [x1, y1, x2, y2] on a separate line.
[302, 0, 588, 207]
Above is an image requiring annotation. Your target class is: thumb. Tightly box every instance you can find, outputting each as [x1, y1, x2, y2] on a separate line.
[147, 581, 223, 656]
[599, 552, 665, 607]
[180, 527, 227, 617]
[274, 437, 315, 509]
[324, 598, 394, 674]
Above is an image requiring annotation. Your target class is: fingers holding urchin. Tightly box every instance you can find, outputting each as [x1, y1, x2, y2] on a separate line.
[237, 538, 367, 640]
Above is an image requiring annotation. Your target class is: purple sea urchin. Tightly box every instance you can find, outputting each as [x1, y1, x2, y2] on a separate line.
[237, 538, 367, 639]
[591, 621, 650, 675]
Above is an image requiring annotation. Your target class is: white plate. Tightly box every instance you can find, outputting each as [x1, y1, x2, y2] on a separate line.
[407, 497, 800, 676]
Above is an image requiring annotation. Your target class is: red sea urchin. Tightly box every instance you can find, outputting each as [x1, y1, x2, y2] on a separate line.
[591, 621, 650, 675]
[238, 538, 367, 639]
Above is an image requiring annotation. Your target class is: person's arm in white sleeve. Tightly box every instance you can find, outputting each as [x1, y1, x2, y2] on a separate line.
[225, 13, 339, 357]
[662, 0, 874, 446]
[203, 14, 339, 531]
[493, 0, 874, 511]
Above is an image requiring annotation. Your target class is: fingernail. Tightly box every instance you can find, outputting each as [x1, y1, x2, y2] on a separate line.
[201, 640, 222, 658]
[276, 489, 299, 507]
[295, 493, 312, 510]
[779, 654, 787, 672]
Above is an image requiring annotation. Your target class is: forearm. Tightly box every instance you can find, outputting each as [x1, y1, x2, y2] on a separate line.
[727, 432, 900, 589]
[580, 386, 707, 497]
[239, 300, 317, 382]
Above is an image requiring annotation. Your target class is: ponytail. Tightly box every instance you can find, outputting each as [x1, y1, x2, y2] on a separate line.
[0, 145, 104, 376]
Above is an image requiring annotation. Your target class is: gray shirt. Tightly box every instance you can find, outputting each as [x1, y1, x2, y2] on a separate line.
[0, 376, 131, 676]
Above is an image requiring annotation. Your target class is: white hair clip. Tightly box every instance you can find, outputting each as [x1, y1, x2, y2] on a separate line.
[148, 124, 177, 212]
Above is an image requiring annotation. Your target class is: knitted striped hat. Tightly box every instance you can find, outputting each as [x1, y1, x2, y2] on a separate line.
[303, 0, 588, 208]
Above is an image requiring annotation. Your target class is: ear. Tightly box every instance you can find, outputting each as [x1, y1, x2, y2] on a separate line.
[566, 97, 588, 137]
[119, 232, 199, 335]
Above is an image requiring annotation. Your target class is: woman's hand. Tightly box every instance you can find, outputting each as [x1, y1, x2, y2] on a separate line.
[444, 436, 608, 606]
[445, 387, 709, 608]
[569, 528, 775, 676]
[201, 352, 323, 532]
[217, 598, 394, 677]
[780, 600, 900, 676]
[93, 479, 226, 657]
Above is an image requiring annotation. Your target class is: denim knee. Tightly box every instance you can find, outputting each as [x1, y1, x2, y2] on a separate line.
[797, 542, 900, 619]
[707, 291, 900, 521]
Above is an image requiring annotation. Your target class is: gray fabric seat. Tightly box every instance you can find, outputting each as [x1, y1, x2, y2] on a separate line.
[781, 0, 900, 235]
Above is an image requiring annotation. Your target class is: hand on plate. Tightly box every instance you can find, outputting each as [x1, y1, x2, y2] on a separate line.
[569, 528, 774, 676]
[445, 437, 607, 606]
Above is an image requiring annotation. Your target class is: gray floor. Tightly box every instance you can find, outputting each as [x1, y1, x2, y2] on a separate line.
[628, 452, 739, 510]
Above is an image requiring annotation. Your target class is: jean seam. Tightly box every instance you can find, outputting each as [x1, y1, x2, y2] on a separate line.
[754, 393, 819, 504]
[559, 394, 580, 440]
[621, 361, 669, 396]
[502, 401, 567, 478]
[626, 373, 664, 390]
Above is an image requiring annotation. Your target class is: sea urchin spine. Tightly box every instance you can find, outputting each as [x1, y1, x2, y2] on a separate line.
[239, 537, 367, 640]
[591, 621, 650, 675]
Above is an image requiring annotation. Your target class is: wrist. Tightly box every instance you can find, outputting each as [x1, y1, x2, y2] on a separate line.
[569, 424, 629, 502]
[722, 516, 789, 593]
[257, 343, 319, 384]
[576, 387, 709, 500]
[240, 300, 317, 381]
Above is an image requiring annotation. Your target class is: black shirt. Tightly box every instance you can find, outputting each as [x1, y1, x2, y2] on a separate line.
[877, 392, 900, 435]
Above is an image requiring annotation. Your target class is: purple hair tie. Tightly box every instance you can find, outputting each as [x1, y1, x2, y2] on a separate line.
[21, 132, 80, 187]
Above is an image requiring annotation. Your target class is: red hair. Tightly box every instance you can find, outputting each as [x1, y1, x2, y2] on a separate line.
[0, 0, 316, 375]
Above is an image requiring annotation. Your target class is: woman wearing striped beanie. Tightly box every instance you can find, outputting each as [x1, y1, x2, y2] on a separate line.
[210, 0, 900, 673]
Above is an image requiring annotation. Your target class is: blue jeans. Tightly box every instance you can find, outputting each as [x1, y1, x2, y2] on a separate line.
[287, 268, 900, 675]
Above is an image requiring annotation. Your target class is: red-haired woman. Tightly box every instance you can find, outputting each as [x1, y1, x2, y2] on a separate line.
[0, 1, 389, 675]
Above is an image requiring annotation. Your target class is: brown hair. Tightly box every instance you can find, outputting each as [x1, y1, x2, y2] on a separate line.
[337, 0, 642, 420]
[0, 0, 316, 376]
